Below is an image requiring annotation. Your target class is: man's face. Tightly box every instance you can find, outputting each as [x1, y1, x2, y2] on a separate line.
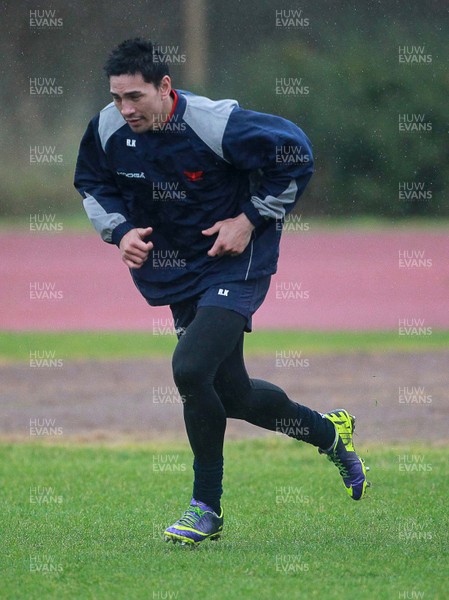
[110, 73, 172, 133]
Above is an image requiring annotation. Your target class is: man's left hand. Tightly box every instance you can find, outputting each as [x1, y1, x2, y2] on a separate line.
[202, 213, 255, 257]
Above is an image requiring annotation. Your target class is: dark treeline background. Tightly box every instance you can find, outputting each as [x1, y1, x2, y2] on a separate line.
[1, 0, 447, 219]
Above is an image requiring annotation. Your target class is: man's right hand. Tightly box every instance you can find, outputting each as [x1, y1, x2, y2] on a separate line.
[119, 227, 153, 269]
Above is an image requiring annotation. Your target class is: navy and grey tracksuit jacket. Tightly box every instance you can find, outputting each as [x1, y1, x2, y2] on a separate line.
[74, 89, 314, 306]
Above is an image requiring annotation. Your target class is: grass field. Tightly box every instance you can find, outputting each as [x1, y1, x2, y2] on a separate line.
[1, 439, 447, 600]
[2, 214, 449, 232]
[2, 330, 449, 363]
[2, 329, 448, 598]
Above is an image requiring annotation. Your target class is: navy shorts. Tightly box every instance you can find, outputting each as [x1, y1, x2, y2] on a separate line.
[170, 276, 271, 334]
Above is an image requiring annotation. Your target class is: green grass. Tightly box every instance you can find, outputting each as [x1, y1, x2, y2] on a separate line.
[288, 215, 449, 232]
[0, 213, 89, 232]
[1, 330, 448, 363]
[2, 214, 449, 232]
[1, 439, 447, 599]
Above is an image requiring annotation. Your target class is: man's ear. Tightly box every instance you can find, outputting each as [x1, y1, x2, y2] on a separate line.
[159, 75, 172, 100]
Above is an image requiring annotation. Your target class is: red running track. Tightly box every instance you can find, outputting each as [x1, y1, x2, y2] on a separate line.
[1, 231, 448, 331]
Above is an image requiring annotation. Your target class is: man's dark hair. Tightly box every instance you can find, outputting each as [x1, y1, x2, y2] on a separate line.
[103, 38, 170, 86]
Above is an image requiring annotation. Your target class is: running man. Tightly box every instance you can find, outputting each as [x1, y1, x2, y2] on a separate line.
[74, 38, 369, 546]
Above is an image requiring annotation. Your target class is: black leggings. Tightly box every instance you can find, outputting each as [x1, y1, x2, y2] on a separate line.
[172, 307, 334, 464]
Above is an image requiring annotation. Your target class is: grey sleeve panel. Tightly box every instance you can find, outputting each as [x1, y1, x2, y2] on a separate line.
[98, 103, 126, 152]
[83, 194, 127, 243]
[250, 179, 298, 220]
[183, 95, 239, 161]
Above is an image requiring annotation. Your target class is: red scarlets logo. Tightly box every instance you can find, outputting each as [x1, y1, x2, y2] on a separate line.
[183, 170, 204, 182]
